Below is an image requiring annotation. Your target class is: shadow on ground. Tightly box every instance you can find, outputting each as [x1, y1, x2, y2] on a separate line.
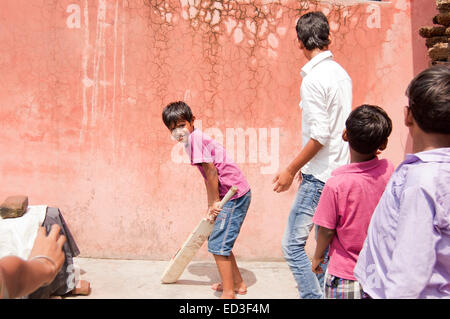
[175, 262, 257, 296]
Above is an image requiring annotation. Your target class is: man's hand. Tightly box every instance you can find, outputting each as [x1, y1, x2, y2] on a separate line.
[28, 225, 66, 283]
[207, 201, 222, 223]
[311, 255, 325, 274]
[273, 169, 295, 193]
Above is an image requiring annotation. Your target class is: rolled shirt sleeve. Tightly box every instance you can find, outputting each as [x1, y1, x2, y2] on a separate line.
[300, 80, 331, 146]
[384, 187, 439, 298]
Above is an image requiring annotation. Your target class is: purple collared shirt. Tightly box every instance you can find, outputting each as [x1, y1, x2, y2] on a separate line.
[354, 148, 450, 299]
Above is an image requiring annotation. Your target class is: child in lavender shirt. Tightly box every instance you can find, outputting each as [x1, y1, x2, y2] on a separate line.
[354, 65, 450, 299]
[162, 101, 251, 299]
[311, 105, 394, 299]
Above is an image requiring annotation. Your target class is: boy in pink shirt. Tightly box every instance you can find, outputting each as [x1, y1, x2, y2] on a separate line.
[162, 101, 251, 299]
[311, 104, 394, 298]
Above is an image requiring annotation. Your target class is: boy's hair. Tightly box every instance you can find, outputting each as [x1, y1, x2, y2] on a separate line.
[296, 11, 330, 51]
[345, 104, 392, 155]
[406, 65, 450, 134]
[162, 101, 193, 129]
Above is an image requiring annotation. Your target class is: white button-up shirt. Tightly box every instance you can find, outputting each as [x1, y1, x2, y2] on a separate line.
[300, 50, 352, 183]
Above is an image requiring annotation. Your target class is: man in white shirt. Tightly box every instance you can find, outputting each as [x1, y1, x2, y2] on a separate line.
[273, 11, 352, 299]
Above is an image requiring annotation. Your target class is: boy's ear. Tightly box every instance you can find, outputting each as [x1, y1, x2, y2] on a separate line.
[379, 138, 388, 151]
[342, 129, 348, 142]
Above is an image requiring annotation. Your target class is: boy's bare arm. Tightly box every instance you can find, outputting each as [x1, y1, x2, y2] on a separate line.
[312, 226, 335, 274]
[273, 138, 323, 193]
[201, 162, 222, 219]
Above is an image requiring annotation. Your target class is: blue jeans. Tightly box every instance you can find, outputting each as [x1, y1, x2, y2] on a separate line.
[281, 173, 328, 299]
[208, 190, 251, 256]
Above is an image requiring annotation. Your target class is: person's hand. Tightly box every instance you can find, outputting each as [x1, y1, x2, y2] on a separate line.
[311, 255, 325, 274]
[206, 201, 222, 223]
[273, 169, 295, 193]
[28, 225, 66, 283]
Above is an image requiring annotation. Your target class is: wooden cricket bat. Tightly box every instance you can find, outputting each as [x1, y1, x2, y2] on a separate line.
[161, 186, 238, 284]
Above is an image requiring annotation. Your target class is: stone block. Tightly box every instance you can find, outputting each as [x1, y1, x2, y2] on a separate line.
[428, 42, 450, 61]
[426, 36, 450, 48]
[0, 195, 29, 219]
[433, 12, 450, 26]
[419, 26, 447, 38]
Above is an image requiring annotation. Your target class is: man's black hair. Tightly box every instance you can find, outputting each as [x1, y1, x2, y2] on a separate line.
[406, 65, 450, 134]
[162, 101, 193, 129]
[345, 104, 393, 155]
[296, 11, 330, 51]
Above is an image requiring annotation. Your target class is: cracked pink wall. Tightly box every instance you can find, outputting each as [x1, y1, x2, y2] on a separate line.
[0, 0, 434, 260]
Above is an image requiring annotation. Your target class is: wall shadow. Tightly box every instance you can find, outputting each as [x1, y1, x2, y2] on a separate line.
[410, 0, 438, 75]
[406, 0, 439, 157]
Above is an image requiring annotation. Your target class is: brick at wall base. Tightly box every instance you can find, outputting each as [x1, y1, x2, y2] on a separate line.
[0, 195, 29, 219]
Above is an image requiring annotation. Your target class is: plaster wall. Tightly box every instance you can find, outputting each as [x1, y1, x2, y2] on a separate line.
[0, 0, 436, 260]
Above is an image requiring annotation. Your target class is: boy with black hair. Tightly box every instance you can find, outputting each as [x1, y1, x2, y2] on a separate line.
[162, 101, 251, 299]
[273, 11, 352, 299]
[354, 65, 450, 299]
[311, 104, 394, 299]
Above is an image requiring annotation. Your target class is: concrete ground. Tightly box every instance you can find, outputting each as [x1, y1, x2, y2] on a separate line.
[64, 257, 299, 299]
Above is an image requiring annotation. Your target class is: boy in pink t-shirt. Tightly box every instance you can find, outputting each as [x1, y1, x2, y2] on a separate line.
[311, 104, 394, 299]
[162, 101, 251, 299]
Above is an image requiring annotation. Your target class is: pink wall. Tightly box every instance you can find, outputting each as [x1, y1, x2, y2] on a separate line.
[0, 0, 434, 260]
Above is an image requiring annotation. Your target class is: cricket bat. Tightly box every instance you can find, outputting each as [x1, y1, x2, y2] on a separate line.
[161, 186, 238, 284]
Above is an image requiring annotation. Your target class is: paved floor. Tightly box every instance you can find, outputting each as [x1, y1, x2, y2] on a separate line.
[65, 257, 300, 299]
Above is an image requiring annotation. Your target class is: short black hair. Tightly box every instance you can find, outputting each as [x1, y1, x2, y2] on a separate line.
[345, 104, 393, 155]
[406, 65, 450, 134]
[296, 11, 330, 51]
[162, 101, 194, 129]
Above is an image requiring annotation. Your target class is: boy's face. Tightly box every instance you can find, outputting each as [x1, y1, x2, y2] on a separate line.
[169, 119, 194, 144]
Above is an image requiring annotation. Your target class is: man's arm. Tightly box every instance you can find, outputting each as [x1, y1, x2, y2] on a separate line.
[273, 138, 323, 193]
[273, 78, 331, 193]
[312, 226, 335, 274]
[0, 225, 66, 299]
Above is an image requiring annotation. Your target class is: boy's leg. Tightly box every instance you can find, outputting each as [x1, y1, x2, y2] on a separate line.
[208, 191, 251, 298]
[229, 252, 247, 293]
[212, 251, 247, 294]
[213, 254, 235, 299]
[281, 174, 324, 299]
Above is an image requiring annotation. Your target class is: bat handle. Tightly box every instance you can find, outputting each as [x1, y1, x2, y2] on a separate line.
[206, 186, 238, 222]
[218, 186, 238, 208]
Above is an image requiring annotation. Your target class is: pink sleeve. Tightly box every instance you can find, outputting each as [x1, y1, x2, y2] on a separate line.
[190, 132, 213, 164]
[312, 184, 338, 230]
